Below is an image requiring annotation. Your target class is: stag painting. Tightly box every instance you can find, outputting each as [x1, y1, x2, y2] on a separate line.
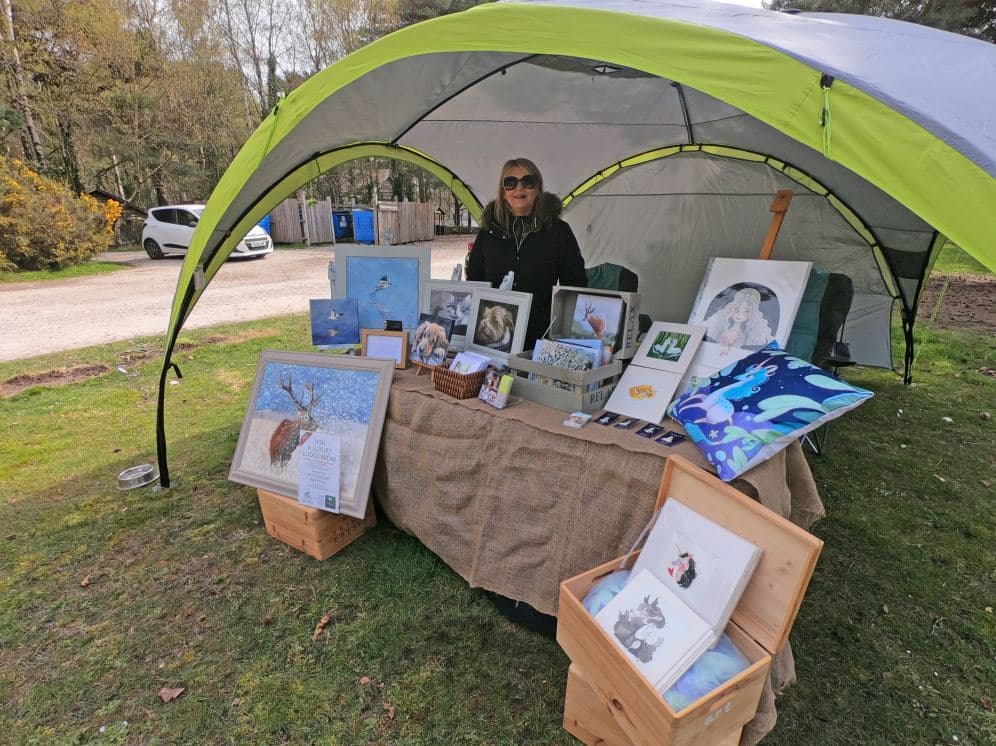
[269, 374, 323, 467]
[570, 293, 624, 349]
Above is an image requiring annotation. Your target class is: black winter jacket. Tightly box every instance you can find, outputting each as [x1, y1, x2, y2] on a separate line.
[467, 192, 587, 350]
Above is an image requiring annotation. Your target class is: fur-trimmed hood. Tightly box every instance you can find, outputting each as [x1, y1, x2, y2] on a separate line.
[480, 192, 564, 233]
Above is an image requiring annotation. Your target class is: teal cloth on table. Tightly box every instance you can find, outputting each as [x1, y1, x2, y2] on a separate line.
[785, 268, 829, 362]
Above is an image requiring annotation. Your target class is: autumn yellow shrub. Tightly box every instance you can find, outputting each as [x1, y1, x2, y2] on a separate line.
[0, 156, 113, 271]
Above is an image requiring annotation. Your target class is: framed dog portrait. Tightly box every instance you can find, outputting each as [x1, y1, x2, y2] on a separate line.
[422, 279, 491, 350]
[467, 288, 532, 365]
[361, 329, 409, 369]
[632, 321, 706, 374]
[332, 244, 431, 336]
[228, 350, 394, 519]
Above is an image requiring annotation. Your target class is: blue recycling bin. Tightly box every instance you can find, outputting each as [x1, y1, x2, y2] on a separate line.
[332, 210, 353, 241]
[352, 208, 375, 244]
[257, 214, 271, 235]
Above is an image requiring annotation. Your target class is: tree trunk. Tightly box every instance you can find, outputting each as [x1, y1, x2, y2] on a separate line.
[1, 0, 46, 169]
[57, 115, 83, 195]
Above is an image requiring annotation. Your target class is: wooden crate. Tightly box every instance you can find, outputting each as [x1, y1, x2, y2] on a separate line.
[505, 351, 623, 413]
[556, 455, 823, 746]
[257, 489, 375, 560]
[550, 285, 641, 359]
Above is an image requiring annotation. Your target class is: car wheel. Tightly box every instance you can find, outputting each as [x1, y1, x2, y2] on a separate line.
[143, 238, 164, 259]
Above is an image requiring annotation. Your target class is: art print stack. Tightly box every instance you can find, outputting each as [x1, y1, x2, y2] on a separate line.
[530, 338, 602, 391]
[594, 498, 762, 693]
[603, 321, 704, 423]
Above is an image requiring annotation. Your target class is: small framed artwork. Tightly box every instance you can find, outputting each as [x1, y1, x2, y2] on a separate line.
[228, 350, 395, 519]
[467, 288, 532, 365]
[361, 329, 410, 369]
[632, 322, 706, 374]
[422, 279, 491, 350]
[333, 244, 431, 336]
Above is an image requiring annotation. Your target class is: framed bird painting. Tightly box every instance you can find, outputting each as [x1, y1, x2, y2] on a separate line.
[332, 244, 431, 338]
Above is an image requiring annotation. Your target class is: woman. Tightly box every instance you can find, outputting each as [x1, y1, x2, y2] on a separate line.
[467, 158, 587, 351]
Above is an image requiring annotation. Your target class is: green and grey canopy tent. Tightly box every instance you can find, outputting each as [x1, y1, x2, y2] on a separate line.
[156, 0, 996, 486]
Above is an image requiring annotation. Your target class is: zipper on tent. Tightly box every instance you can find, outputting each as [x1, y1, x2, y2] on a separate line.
[820, 74, 835, 158]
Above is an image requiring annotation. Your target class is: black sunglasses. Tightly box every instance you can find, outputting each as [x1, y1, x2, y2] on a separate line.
[502, 175, 538, 190]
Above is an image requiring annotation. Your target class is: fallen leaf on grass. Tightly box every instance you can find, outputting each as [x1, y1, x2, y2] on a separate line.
[983, 480, 992, 489]
[359, 676, 371, 686]
[383, 703, 396, 719]
[80, 575, 90, 587]
[312, 614, 332, 641]
[159, 687, 185, 703]
[981, 695, 993, 712]
[933, 474, 946, 483]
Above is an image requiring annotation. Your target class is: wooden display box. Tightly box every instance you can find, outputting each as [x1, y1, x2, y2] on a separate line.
[506, 350, 623, 413]
[556, 455, 823, 745]
[257, 489, 376, 560]
[550, 285, 641, 359]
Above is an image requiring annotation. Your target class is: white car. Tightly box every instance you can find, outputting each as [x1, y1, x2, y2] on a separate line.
[141, 204, 273, 260]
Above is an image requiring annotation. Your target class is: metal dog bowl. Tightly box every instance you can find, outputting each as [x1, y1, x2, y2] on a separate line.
[116, 463, 158, 490]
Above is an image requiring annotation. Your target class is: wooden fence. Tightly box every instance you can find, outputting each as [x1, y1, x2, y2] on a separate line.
[376, 201, 434, 244]
[269, 195, 335, 244]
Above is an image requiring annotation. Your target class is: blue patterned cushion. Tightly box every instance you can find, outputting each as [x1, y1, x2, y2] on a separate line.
[669, 348, 873, 481]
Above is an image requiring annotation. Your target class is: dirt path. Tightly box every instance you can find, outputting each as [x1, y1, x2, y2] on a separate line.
[0, 237, 471, 363]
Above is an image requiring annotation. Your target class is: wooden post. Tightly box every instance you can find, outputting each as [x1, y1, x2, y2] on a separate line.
[758, 189, 793, 260]
[298, 190, 311, 246]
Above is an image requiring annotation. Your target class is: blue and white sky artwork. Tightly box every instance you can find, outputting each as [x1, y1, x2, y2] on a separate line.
[255, 362, 380, 424]
[347, 256, 420, 329]
[309, 298, 360, 346]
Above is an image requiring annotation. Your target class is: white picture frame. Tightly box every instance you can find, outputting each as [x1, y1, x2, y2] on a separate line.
[686, 257, 812, 378]
[421, 279, 491, 351]
[466, 288, 533, 365]
[228, 350, 395, 519]
[332, 244, 431, 338]
[632, 322, 706, 374]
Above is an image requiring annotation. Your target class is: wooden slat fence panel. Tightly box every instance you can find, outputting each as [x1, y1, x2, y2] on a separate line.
[376, 202, 434, 244]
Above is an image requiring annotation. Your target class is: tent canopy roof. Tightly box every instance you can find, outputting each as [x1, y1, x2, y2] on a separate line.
[155, 0, 996, 484]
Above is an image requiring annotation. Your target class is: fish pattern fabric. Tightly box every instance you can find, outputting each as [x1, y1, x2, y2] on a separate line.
[669, 347, 873, 481]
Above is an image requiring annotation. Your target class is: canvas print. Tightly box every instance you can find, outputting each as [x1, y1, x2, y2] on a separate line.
[633, 322, 705, 374]
[228, 351, 394, 519]
[631, 499, 762, 631]
[309, 298, 360, 347]
[467, 289, 532, 364]
[410, 313, 454, 366]
[423, 280, 490, 345]
[333, 245, 431, 334]
[570, 293, 625, 351]
[605, 365, 684, 424]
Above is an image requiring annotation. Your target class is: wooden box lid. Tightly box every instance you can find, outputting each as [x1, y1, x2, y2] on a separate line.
[652, 455, 823, 655]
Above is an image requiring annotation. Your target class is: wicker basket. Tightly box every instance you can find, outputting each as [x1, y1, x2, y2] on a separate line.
[432, 366, 487, 399]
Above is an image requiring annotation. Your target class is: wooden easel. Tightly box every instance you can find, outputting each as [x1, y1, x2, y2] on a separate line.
[411, 360, 436, 376]
[758, 189, 793, 259]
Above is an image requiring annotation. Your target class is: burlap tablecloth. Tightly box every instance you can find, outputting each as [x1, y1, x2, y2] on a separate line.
[372, 368, 825, 745]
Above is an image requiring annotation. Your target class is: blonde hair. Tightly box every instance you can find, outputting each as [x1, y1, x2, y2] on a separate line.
[493, 158, 544, 227]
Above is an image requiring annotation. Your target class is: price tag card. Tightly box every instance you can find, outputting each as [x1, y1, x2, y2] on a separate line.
[297, 431, 341, 513]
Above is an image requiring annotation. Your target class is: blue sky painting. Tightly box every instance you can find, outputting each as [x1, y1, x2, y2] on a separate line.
[255, 362, 380, 424]
[346, 256, 420, 329]
[309, 298, 360, 346]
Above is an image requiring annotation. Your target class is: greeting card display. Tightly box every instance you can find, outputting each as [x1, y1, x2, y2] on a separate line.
[570, 292, 625, 353]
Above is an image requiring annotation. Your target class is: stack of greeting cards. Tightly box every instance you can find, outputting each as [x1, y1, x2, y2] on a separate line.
[594, 498, 762, 693]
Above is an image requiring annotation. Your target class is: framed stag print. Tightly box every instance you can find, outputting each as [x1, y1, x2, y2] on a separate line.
[228, 350, 394, 519]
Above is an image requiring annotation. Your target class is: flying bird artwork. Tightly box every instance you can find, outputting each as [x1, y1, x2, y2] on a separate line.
[370, 275, 391, 299]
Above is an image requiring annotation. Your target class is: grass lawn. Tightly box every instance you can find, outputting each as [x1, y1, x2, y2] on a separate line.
[933, 242, 990, 275]
[0, 315, 993, 744]
[0, 261, 129, 283]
